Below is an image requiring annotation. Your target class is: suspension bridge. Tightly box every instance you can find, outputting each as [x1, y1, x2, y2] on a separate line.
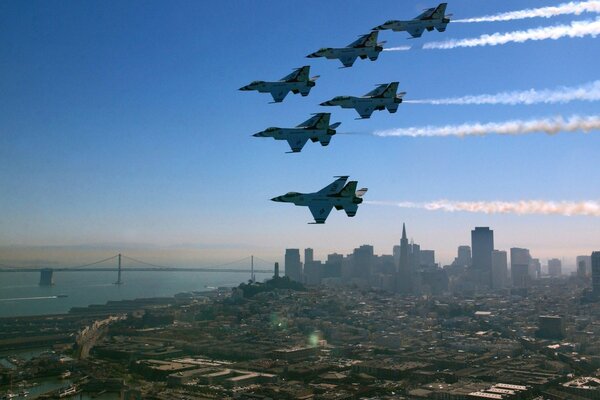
[0, 254, 276, 285]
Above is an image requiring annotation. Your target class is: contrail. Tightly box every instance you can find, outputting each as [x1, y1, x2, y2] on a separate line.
[373, 115, 600, 138]
[454, 1, 600, 23]
[367, 200, 600, 217]
[404, 80, 600, 105]
[424, 18, 600, 49]
[383, 45, 411, 52]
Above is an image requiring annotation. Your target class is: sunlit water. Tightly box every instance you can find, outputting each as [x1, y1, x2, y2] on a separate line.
[0, 271, 270, 317]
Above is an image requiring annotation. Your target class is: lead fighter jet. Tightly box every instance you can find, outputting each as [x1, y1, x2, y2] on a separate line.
[271, 176, 368, 224]
[320, 82, 406, 119]
[253, 113, 341, 153]
[239, 66, 319, 103]
[373, 3, 451, 38]
[306, 31, 386, 68]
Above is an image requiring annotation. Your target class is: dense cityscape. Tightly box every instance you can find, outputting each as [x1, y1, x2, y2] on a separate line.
[1, 224, 599, 399]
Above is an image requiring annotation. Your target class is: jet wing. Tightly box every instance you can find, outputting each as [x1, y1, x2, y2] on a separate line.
[339, 55, 358, 68]
[407, 26, 425, 38]
[281, 66, 310, 82]
[354, 103, 375, 119]
[297, 113, 330, 130]
[317, 176, 349, 195]
[308, 203, 334, 224]
[286, 136, 309, 153]
[269, 88, 290, 103]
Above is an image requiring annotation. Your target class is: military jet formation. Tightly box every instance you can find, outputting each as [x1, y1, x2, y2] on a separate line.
[271, 176, 368, 224]
[239, 66, 319, 103]
[373, 3, 451, 38]
[240, 4, 451, 223]
[321, 82, 406, 120]
[253, 113, 341, 153]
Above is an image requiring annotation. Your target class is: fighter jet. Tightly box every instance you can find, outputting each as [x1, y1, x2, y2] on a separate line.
[253, 113, 341, 153]
[373, 3, 451, 38]
[320, 82, 406, 119]
[306, 31, 386, 68]
[239, 66, 319, 103]
[271, 176, 368, 224]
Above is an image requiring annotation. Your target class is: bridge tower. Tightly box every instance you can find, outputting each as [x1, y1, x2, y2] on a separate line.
[39, 268, 54, 286]
[115, 253, 123, 285]
[251, 255, 255, 283]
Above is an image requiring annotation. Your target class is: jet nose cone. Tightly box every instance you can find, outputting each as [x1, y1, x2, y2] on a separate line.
[239, 85, 251, 91]
[271, 196, 282, 202]
[253, 132, 263, 137]
[320, 101, 332, 106]
[306, 52, 318, 58]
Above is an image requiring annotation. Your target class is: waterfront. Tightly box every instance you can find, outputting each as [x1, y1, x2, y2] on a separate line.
[0, 270, 270, 317]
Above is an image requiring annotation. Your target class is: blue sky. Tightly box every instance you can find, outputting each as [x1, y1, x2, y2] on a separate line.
[1, 1, 599, 266]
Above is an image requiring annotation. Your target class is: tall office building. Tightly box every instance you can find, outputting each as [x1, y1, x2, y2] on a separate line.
[530, 258, 541, 280]
[398, 224, 413, 293]
[420, 250, 435, 268]
[547, 258, 562, 277]
[352, 245, 374, 281]
[576, 255, 592, 277]
[393, 245, 401, 271]
[491, 250, 508, 289]
[471, 227, 494, 287]
[409, 242, 421, 271]
[304, 248, 314, 265]
[511, 248, 531, 288]
[457, 246, 472, 267]
[285, 249, 302, 282]
[592, 252, 600, 295]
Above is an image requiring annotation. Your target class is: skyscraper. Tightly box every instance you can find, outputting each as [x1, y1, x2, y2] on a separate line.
[457, 246, 472, 267]
[352, 245, 374, 283]
[304, 248, 314, 266]
[471, 227, 494, 287]
[547, 258, 562, 277]
[398, 223, 413, 294]
[285, 249, 302, 282]
[592, 252, 600, 295]
[420, 250, 435, 268]
[491, 250, 508, 289]
[576, 255, 592, 277]
[511, 248, 531, 288]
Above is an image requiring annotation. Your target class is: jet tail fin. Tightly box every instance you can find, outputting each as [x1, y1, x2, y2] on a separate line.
[340, 181, 358, 197]
[432, 3, 448, 19]
[382, 82, 399, 98]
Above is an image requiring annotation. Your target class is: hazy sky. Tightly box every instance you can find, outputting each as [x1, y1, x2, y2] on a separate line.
[1, 1, 599, 267]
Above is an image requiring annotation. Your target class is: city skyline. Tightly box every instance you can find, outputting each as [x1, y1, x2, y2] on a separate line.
[1, 1, 599, 267]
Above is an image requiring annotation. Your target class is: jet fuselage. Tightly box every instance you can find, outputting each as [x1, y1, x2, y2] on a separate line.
[239, 80, 315, 96]
[272, 192, 363, 207]
[307, 46, 382, 62]
[377, 17, 449, 32]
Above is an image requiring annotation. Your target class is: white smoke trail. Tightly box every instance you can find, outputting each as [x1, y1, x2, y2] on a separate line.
[383, 45, 411, 52]
[454, 1, 600, 23]
[424, 18, 600, 49]
[367, 200, 600, 217]
[373, 115, 600, 138]
[405, 80, 600, 105]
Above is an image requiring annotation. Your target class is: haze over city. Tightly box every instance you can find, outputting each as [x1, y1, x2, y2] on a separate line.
[1, 1, 599, 265]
